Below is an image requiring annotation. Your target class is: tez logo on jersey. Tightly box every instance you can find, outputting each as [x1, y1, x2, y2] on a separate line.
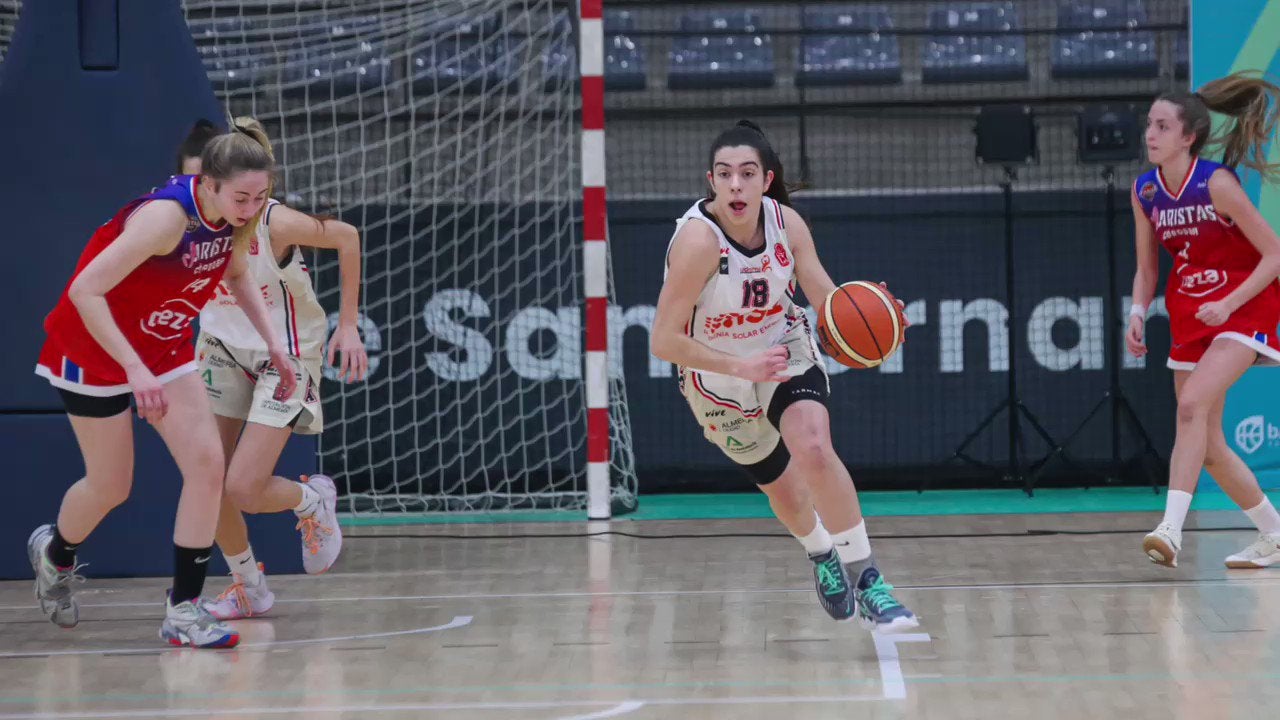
[140, 299, 201, 341]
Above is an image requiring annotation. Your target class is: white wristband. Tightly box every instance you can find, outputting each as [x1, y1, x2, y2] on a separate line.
[1129, 303, 1147, 319]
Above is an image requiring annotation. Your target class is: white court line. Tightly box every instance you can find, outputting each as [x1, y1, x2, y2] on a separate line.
[0, 616, 472, 659]
[0, 693, 886, 719]
[2, 577, 1278, 613]
[555, 700, 645, 720]
[872, 634, 932, 699]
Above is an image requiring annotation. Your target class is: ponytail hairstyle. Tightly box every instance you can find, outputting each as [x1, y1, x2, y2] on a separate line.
[1158, 70, 1280, 181]
[200, 116, 275, 247]
[176, 118, 220, 173]
[707, 119, 796, 207]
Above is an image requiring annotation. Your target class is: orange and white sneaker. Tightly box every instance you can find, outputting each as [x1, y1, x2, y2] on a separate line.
[204, 564, 275, 620]
[297, 474, 342, 575]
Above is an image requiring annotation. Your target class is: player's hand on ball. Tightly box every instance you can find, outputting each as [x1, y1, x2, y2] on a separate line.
[738, 346, 790, 383]
[1124, 316, 1147, 358]
[268, 346, 299, 400]
[327, 322, 369, 383]
[1195, 301, 1232, 326]
[126, 365, 168, 424]
[878, 281, 911, 333]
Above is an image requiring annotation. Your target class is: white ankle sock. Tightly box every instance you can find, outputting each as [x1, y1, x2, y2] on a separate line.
[831, 521, 872, 565]
[794, 513, 833, 556]
[1161, 490, 1194, 534]
[224, 547, 263, 586]
[293, 482, 322, 517]
[1244, 497, 1280, 535]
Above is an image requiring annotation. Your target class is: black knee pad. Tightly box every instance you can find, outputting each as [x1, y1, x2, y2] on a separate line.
[741, 439, 791, 485]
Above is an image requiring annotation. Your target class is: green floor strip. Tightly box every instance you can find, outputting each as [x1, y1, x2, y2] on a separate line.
[340, 487, 1280, 526]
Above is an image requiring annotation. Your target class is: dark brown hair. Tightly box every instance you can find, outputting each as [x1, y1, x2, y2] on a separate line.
[1158, 70, 1280, 181]
[707, 120, 795, 207]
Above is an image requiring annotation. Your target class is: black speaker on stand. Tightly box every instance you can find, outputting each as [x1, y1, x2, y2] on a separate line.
[943, 106, 1076, 496]
[1031, 106, 1164, 491]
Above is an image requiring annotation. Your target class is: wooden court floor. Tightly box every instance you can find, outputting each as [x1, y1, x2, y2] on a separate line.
[1, 510, 1278, 719]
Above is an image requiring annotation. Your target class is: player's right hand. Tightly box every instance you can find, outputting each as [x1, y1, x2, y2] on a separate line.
[1124, 316, 1147, 358]
[127, 365, 168, 423]
[737, 346, 790, 383]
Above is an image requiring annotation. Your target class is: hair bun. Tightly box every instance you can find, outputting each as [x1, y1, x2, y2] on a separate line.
[735, 119, 765, 134]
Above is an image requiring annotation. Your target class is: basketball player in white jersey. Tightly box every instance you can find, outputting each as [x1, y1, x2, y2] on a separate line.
[179, 119, 368, 618]
[651, 121, 917, 633]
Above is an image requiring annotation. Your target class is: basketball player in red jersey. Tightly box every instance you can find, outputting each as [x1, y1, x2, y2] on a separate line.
[651, 121, 917, 633]
[1128, 72, 1280, 569]
[26, 120, 296, 648]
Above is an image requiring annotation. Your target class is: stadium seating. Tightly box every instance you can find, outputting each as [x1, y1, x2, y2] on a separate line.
[797, 5, 902, 87]
[540, 10, 648, 92]
[1052, 0, 1158, 79]
[410, 16, 502, 95]
[282, 17, 391, 98]
[922, 3, 1028, 83]
[668, 10, 774, 90]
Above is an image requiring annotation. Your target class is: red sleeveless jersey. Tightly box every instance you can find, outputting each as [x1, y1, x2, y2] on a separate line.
[36, 176, 236, 395]
[1135, 157, 1280, 367]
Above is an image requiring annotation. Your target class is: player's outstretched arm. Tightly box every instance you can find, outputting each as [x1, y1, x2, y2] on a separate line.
[223, 245, 298, 399]
[781, 206, 836, 305]
[68, 200, 188, 420]
[267, 205, 367, 381]
[651, 220, 788, 383]
[1200, 168, 1280, 325]
[1126, 186, 1158, 357]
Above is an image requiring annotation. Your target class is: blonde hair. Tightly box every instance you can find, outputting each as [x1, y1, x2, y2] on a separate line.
[1160, 71, 1280, 181]
[200, 116, 275, 246]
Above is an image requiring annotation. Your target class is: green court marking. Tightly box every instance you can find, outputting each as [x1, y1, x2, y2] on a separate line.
[4, 669, 1280, 707]
[340, 488, 1280, 527]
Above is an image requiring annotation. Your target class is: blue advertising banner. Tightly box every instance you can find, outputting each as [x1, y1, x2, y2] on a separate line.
[1192, 0, 1280, 489]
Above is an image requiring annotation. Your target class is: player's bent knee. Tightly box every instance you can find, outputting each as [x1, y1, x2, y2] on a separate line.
[88, 474, 134, 509]
[1175, 394, 1213, 425]
[224, 473, 268, 510]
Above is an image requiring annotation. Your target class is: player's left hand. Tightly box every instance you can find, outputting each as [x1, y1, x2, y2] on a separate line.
[327, 322, 369, 383]
[268, 345, 299, 400]
[1196, 301, 1232, 326]
[879, 281, 911, 337]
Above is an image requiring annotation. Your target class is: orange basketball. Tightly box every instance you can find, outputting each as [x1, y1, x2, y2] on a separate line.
[817, 281, 905, 369]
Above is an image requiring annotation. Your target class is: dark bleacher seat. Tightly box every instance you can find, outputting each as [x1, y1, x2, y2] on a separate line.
[797, 5, 902, 87]
[541, 13, 574, 92]
[539, 11, 648, 92]
[1052, 0, 1158, 79]
[410, 16, 503, 95]
[197, 43, 269, 92]
[281, 16, 390, 98]
[668, 10, 774, 90]
[922, 3, 1028, 84]
[605, 10, 647, 91]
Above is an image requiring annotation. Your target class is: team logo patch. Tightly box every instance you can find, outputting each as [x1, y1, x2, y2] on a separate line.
[1140, 181, 1157, 202]
[186, 215, 199, 233]
[250, 238, 260, 255]
[774, 243, 791, 267]
[305, 377, 318, 404]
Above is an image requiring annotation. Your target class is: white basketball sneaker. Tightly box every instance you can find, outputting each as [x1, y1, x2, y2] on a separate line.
[1143, 521, 1182, 568]
[297, 474, 342, 575]
[1224, 532, 1280, 569]
[159, 595, 240, 649]
[27, 524, 83, 628]
[204, 564, 275, 620]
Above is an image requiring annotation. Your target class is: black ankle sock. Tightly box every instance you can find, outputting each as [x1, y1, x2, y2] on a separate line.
[47, 526, 80, 569]
[170, 545, 213, 606]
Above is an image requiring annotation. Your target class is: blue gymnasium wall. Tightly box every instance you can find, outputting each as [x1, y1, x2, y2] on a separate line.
[0, 1, 311, 580]
[1192, 0, 1280, 489]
